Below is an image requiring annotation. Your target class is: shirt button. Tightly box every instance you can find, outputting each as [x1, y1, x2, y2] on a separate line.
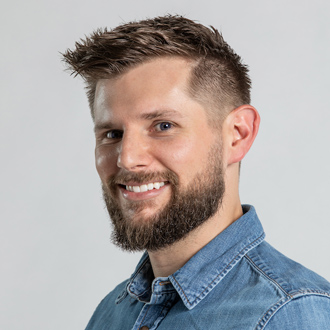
[140, 327, 149, 330]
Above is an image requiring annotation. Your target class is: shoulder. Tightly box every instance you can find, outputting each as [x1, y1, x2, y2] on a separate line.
[258, 294, 330, 329]
[97, 278, 129, 308]
[246, 241, 330, 294]
[245, 241, 330, 329]
[85, 279, 130, 330]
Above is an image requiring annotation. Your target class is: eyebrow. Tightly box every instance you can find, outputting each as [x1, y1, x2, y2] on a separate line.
[139, 109, 183, 120]
[94, 109, 183, 132]
[94, 123, 115, 132]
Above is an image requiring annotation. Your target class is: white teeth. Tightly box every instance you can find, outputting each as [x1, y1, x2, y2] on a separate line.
[132, 186, 141, 193]
[125, 182, 166, 192]
[140, 184, 148, 192]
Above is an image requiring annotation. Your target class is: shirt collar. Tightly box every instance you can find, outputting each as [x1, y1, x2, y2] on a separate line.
[117, 205, 265, 310]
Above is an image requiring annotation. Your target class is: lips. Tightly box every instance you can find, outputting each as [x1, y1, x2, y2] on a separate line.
[110, 171, 177, 200]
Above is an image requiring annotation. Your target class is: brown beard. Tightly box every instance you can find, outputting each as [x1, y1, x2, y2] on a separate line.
[102, 143, 225, 252]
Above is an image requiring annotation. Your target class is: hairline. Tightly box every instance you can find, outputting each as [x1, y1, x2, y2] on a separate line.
[89, 55, 235, 127]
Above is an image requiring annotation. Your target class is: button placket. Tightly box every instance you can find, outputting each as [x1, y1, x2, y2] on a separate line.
[132, 280, 177, 330]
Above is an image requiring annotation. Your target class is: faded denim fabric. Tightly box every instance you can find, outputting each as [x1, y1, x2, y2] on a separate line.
[85, 205, 330, 329]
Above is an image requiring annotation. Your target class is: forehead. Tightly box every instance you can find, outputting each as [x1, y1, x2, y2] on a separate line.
[93, 57, 198, 120]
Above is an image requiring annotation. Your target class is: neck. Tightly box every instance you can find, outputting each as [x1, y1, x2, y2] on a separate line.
[148, 198, 243, 278]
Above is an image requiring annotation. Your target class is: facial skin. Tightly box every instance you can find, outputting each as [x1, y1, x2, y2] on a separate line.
[93, 57, 226, 251]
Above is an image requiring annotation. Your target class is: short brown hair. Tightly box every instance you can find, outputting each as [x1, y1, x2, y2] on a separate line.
[62, 15, 251, 122]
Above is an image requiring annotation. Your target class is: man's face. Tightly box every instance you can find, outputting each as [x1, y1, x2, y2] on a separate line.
[93, 57, 226, 251]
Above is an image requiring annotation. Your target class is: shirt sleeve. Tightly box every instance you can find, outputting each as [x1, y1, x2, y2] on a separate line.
[263, 295, 330, 330]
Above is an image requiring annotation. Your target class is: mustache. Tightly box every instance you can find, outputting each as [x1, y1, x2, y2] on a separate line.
[107, 170, 179, 188]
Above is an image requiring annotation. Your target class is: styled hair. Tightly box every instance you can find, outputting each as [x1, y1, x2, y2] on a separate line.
[62, 15, 251, 121]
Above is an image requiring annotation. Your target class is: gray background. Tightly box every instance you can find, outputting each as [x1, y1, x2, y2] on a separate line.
[1, 0, 329, 329]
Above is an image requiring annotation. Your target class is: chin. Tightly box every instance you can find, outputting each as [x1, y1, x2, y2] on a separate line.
[126, 208, 161, 224]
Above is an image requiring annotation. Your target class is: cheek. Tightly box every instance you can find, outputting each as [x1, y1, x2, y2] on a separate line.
[95, 147, 118, 181]
[159, 137, 208, 175]
[168, 142, 194, 164]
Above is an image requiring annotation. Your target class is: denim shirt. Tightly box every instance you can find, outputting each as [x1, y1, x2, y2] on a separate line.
[85, 205, 330, 329]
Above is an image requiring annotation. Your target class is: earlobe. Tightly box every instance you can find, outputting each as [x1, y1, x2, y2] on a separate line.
[226, 105, 260, 165]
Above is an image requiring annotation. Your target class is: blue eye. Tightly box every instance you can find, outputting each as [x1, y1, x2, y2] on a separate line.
[106, 130, 123, 139]
[156, 122, 172, 131]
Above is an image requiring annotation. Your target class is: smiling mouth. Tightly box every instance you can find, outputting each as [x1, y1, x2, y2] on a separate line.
[119, 181, 167, 193]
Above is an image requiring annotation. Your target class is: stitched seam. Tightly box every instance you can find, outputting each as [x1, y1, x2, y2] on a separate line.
[128, 286, 151, 302]
[289, 289, 330, 299]
[137, 304, 152, 329]
[172, 232, 265, 307]
[115, 285, 128, 304]
[244, 254, 289, 296]
[128, 257, 151, 299]
[132, 256, 150, 281]
[255, 292, 330, 329]
[245, 255, 330, 299]
[254, 297, 291, 330]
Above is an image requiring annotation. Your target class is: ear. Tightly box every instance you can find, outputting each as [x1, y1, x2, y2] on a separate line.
[223, 105, 260, 165]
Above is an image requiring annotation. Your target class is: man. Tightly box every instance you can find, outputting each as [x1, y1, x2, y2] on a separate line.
[63, 15, 330, 329]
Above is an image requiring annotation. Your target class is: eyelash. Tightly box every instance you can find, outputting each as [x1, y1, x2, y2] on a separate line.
[106, 130, 123, 139]
[104, 121, 174, 140]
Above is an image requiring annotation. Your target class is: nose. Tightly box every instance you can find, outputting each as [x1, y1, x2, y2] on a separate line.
[117, 131, 152, 171]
